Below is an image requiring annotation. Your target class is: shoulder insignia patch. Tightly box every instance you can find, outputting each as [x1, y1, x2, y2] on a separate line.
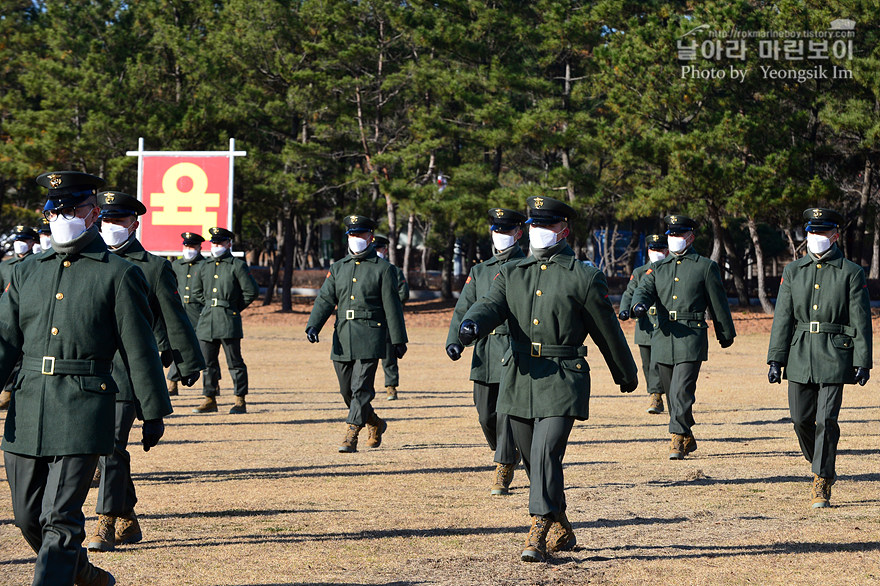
[780, 277, 784, 284]
[629, 275, 634, 281]
[326, 271, 331, 279]
[465, 276, 471, 284]
[4, 283, 8, 292]
[645, 269, 653, 275]
[494, 272, 500, 280]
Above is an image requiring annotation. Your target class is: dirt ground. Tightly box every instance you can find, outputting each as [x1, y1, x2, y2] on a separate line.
[1, 301, 880, 585]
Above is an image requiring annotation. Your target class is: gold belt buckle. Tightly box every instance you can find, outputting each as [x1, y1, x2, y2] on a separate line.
[809, 321, 820, 333]
[530, 343, 542, 357]
[648, 306, 657, 316]
[346, 309, 355, 320]
[183, 295, 190, 303]
[41, 356, 55, 376]
[211, 298, 219, 307]
[668, 310, 677, 321]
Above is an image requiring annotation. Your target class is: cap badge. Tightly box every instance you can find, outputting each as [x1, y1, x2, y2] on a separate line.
[104, 193, 115, 203]
[533, 197, 544, 209]
[496, 209, 504, 216]
[15, 225, 24, 231]
[813, 209, 823, 218]
[349, 215, 359, 223]
[48, 174, 62, 188]
[670, 215, 678, 224]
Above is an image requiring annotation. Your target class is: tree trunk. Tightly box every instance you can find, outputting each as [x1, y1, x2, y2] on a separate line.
[300, 221, 314, 270]
[871, 208, 880, 279]
[440, 228, 456, 299]
[280, 205, 294, 313]
[385, 193, 398, 264]
[707, 201, 748, 305]
[403, 213, 414, 282]
[853, 157, 873, 266]
[747, 215, 774, 313]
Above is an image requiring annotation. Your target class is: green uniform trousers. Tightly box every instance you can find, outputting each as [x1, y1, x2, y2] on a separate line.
[382, 338, 399, 387]
[473, 382, 519, 466]
[508, 415, 575, 520]
[334, 359, 379, 427]
[788, 382, 844, 479]
[657, 361, 702, 436]
[4, 452, 98, 586]
[639, 345, 663, 396]
[201, 338, 248, 397]
[96, 401, 137, 516]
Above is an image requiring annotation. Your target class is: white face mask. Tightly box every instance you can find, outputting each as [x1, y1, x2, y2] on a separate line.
[376, 250, 387, 259]
[32, 244, 42, 254]
[492, 232, 517, 251]
[648, 250, 667, 263]
[667, 235, 688, 253]
[348, 236, 370, 254]
[39, 235, 52, 250]
[13, 240, 31, 255]
[100, 222, 131, 247]
[182, 248, 199, 261]
[807, 233, 833, 255]
[49, 215, 87, 245]
[211, 245, 229, 258]
[529, 226, 559, 249]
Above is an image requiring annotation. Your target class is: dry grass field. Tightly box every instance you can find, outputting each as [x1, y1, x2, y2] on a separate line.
[2, 300, 880, 585]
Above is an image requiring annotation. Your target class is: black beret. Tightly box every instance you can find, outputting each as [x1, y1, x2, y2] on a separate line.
[37, 171, 104, 211]
[181, 232, 206, 246]
[803, 207, 843, 232]
[12, 225, 38, 240]
[344, 214, 377, 234]
[97, 191, 147, 218]
[664, 214, 698, 233]
[646, 234, 668, 249]
[373, 234, 390, 247]
[488, 207, 527, 230]
[526, 196, 576, 224]
[208, 227, 235, 243]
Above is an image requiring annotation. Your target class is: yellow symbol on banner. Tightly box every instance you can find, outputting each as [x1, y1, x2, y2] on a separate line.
[150, 163, 220, 237]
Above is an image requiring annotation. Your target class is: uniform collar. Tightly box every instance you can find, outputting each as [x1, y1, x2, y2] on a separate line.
[519, 243, 577, 269]
[180, 254, 204, 264]
[211, 251, 235, 263]
[343, 247, 379, 263]
[489, 244, 525, 264]
[112, 237, 149, 261]
[661, 246, 700, 264]
[40, 226, 108, 262]
[800, 245, 844, 268]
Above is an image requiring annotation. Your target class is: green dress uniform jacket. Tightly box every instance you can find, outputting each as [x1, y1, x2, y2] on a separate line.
[631, 247, 736, 364]
[446, 246, 525, 384]
[171, 254, 206, 327]
[0, 252, 34, 294]
[112, 238, 205, 402]
[0, 228, 171, 457]
[620, 262, 659, 346]
[192, 251, 259, 341]
[307, 247, 408, 361]
[462, 243, 638, 420]
[393, 264, 410, 303]
[767, 246, 872, 384]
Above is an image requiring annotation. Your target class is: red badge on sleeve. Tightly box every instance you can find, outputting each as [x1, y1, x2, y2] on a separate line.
[465, 276, 472, 284]
[326, 271, 331, 279]
[645, 269, 653, 276]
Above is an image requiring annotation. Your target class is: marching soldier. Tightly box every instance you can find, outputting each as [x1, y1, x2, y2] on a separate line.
[767, 208, 872, 508]
[191, 227, 260, 414]
[445, 207, 526, 496]
[0, 171, 171, 586]
[167, 232, 207, 396]
[372, 235, 409, 400]
[459, 196, 638, 562]
[0, 225, 39, 410]
[619, 234, 668, 414]
[306, 215, 408, 452]
[631, 214, 736, 460]
[37, 218, 52, 253]
[86, 191, 204, 553]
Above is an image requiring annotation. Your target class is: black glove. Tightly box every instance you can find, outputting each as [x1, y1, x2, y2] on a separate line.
[446, 343, 463, 361]
[160, 350, 174, 367]
[855, 367, 870, 386]
[618, 310, 630, 321]
[459, 319, 480, 346]
[181, 372, 200, 387]
[142, 419, 165, 452]
[619, 379, 638, 393]
[306, 327, 319, 343]
[719, 338, 734, 349]
[631, 303, 648, 319]
[394, 343, 407, 359]
[768, 361, 782, 384]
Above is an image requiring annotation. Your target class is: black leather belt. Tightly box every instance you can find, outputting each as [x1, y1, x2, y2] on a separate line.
[665, 310, 704, 321]
[344, 309, 380, 320]
[795, 322, 856, 336]
[22, 356, 113, 376]
[511, 340, 587, 358]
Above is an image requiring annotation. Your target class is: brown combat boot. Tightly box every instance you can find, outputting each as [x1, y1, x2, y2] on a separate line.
[339, 424, 363, 453]
[669, 434, 686, 460]
[546, 511, 577, 553]
[490, 463, 515, 496]
[811, 474, 834, 509]
[0, 390, 11, 410]
[192, 396, 218, 413]
[365, 413, 387, 448]
[90, 466, 101, 489]
[87, 515, 116, 552]
[167, 380, 179, 396]
[115, 510, 143, 545]
[683, 434, 698, 455]
[647, 393, 664, 414]
[386, 386, 398, 401]
[521, 515, 553, 562]
[229, 395, 247, 414]
[74, 560, 116, 586]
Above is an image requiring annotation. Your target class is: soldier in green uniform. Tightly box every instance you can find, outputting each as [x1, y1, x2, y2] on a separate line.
[0, 171, 172, 586]
[36, 218, 52, 253]
[767, 208, 872, 508]
[459, 196, 638, 562]
[619, 234, 668, 414]
[631, 214, 736, 460]
[191, 227, 260, 414]
[166, 232, 206, 396]
[0, 226, 39, 410]
[306, 215, 408, 452]
[372, 234, 409, 401]
[445, 207, 526, 496]
[86, 191, 204, 553]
